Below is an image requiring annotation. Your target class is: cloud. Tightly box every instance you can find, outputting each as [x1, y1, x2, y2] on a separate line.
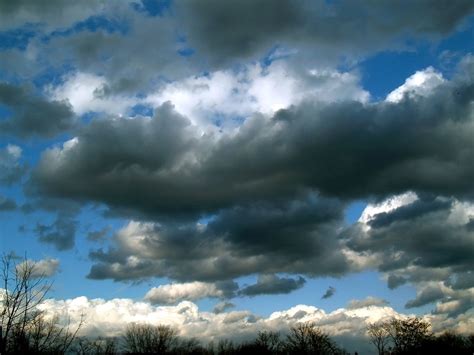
[32, 60, 474, 222]
[405, 285, 446, 308]
[144, 281, 238, 305]
[0, 195, 17, 211]
[0, 83, 75, 138]
[17, 258, 60, 278]
[213, 302, 235, 314]
[322, 286, 336, 299]
[386, 67, 445, 103]
[146, 62, 369, 130]
[0, 144, 26, 185]
[38, 294, 473, 353]
[35, 295, 406, 352]
[178, 0, 474, 67]
[87, 226, 110, 242]
[347, 297, 389, 310]
[35, 213, 77, 251]
[87, 195, 348, 282]
[239, 274, 306, 297]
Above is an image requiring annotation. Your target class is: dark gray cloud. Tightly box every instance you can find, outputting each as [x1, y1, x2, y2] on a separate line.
[87, 196, 349, 282]
[322, 286, 336, 299]
[387, 275, 408, 289]
[35, 212, 77, 251]
[239, 274, 306, 297]
[87, 226, 110, 242]
[0, 83, 75, 138]
[178, 0, 474, 67]
[0, 195, 17, 211]
[32, 60, 474, 221]
[405, 285, 445, 308]
[213, 301, 235, 314]
[445, 271, 474, 290]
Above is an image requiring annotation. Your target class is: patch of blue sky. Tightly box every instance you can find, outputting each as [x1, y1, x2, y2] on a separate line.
[360, 15, 474, 100]
[44, 15, 129, 42]
[0, 24, 40, 51]
[130, 103, 154, 117]
[229, 271, 417, 318]
[131, 0, 173, 17]
[344, 200, 366, 224]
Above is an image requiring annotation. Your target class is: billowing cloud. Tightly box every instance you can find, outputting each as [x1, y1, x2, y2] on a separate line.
[32, 60, 474, 222]
[213, 302, 235, 314]
[239, 274, 306, 297]
[36, 295, 472, 353]
[144, 281, 238, 305]
[0, 83, 75, 138]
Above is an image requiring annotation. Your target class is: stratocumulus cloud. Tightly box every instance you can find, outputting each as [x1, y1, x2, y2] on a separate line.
[1, 0, 473, 346]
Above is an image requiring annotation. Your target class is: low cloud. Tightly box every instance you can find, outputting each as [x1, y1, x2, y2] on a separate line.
[144, 281, 238, 305]
[347, 297, 389, 310]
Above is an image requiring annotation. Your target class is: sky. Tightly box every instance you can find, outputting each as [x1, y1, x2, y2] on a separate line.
[0, 0, 473, 352]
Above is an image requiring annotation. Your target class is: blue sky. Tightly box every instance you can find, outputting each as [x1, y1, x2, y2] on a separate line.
[1, 0, 473, 350]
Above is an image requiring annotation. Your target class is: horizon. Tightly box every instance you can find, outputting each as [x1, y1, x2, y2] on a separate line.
[1, 1, 473, 353]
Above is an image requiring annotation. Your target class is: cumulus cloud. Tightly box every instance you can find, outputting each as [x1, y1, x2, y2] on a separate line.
[32, 60, 474, 222]
[386, 67, 445, 103]
[37, 295, 407, 353]
[213, 302, 235, 314]
[322, 286, 336, 299]
[87, 195, 348, 282]
[0, 83, 75, 138]
[240, 274, 306, 297]
[17, 258, 60, 278]
[144, 281, 238, 305]
[146, 62, 369, 130]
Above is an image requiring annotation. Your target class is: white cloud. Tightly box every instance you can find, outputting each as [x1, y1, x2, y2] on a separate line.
[49, 72, 137, 115]
[17, 258, 60, 278]
[144, 282, 227, 305]
[359, 192, 418, 224]
[386, 67, 445, 103]
[146, 62, 369, 131]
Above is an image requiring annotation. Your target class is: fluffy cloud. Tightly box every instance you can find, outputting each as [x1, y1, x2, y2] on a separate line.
[146, 62, 369, 130]
[144, 281, 238, 305]
[386, 67, 445, 103]
[37, 294, 473, 353]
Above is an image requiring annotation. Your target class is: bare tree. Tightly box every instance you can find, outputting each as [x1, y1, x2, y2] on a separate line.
[123, 323, 179, 354]
[0, 253, 82, 354]
[367, 322, 390, 355]
[285, 322, 346, 355]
